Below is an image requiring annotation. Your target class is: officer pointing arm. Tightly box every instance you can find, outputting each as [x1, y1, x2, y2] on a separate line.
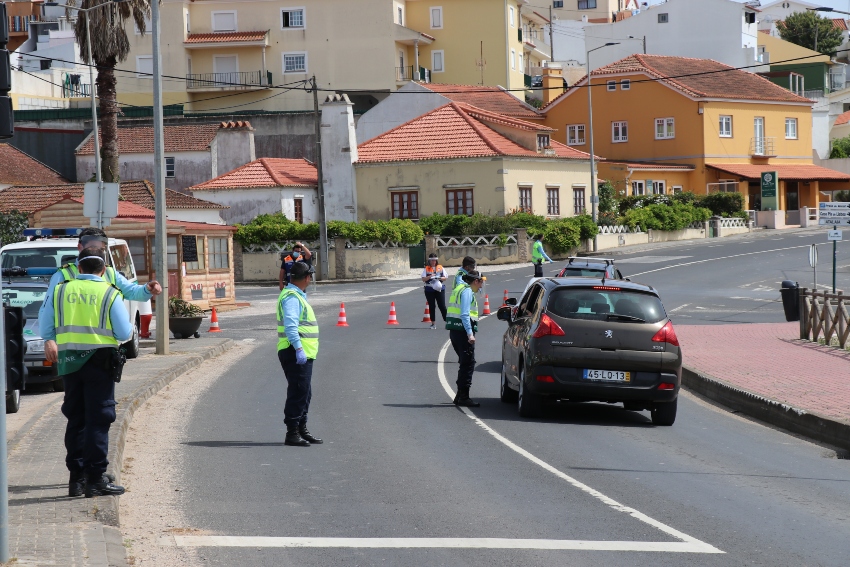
[446, 270, 485, 407]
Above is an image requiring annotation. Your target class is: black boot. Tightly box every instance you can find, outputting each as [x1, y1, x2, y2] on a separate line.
[85, 474, 125, 498]
[68, 471, 85, 497]
[298, 424, 323, 444]
[454, 387, 481, 407]
[285, 424, 310, 447]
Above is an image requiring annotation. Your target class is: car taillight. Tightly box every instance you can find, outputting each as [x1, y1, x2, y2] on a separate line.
[652, 321, 679, 347]
[532, 313, 565, 338]
[658, 382, 675, 390]
[536, 375, 556, 383]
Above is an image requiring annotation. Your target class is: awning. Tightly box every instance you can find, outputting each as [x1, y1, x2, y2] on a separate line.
[706, 163, 850, 182]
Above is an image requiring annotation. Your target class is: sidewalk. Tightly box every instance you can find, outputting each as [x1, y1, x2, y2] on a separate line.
[678, 323, 850, 453]
[5, 337, 234, 566]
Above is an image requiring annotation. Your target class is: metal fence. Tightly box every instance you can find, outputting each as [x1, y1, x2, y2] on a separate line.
[186, 71, 265, 89]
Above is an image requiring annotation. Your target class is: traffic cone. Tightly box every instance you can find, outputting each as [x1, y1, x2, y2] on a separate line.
[336, 303, 349, 327]
[483, 294, 492, 315]
[208, 307, 222, 333]
[139, 314, 152, 338]
[422, 302, 432, 323]
[502, 289, 509, 306]
[387, 302, 400, 325]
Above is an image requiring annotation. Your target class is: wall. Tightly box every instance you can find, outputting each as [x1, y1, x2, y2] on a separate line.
[190, 187, 319, 225]
[501, 159, 592, 216]
[167, 208, 225, 225]
[553, 0, 619, 27]
[75, 150, 212, 192]
[355, 82, 448, 142]
[5, 125, 85, 180]
[213, 127, 256, 177]
[338, 246, 409, 279]
[597, 163, 695, 196]
[321, 96, 358, 221]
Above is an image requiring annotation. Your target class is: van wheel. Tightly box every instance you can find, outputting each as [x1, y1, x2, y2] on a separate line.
[517, 366, 542, 418]
[6, 390, 20, 414]
[651, 399, 677, 426]
[500, 362, 518, 403]
[53, 379, 65, 392]
[124, 321, 140, 359]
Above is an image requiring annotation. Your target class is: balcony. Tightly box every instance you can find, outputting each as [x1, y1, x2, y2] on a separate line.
[186, 71, 269, 91]
[395, 66, 431, 83]
[62, 80, 94, 98]
[750, 137, 776, 157]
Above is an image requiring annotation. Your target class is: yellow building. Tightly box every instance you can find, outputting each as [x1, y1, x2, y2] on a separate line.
[355, 102, 593, 220]
[553, 0, 638, 24]
[541, 54, 850, 216]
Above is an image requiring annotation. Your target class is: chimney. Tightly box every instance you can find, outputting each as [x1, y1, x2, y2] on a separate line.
[541, 63, 564, 105]
[213, 121, 256, 177]
[320, 93, 358, 221]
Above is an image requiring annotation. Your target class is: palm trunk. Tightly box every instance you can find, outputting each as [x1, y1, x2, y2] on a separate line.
[96, 55, 120, 183]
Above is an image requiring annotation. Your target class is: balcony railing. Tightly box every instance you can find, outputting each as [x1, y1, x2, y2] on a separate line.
[395, 66, 431, 83]
[750, 136, 776, 157]
[186, 71, 265, 90]
[62, 82, 94, 98]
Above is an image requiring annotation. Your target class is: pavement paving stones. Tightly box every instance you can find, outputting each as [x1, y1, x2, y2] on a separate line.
[6, 337, 233, 567]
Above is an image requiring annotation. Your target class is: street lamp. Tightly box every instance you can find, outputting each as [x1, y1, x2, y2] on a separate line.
[43, 0, 128, 229]
[586, 42, 619, 252]
[628, 35, 647, 54]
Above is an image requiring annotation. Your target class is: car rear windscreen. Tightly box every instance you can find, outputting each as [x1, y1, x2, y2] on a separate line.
[547, 287, 666, 323]
[560, 268, 606, 277]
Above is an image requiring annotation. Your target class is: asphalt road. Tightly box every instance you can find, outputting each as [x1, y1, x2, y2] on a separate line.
[167, 229, 850, 566]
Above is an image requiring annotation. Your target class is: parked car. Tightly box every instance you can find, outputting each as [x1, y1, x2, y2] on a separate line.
[531, 75, 543, 88]
[557, 257, 625, 280]
[497, 277, 682, 425]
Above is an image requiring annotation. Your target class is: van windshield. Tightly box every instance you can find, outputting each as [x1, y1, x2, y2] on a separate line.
[1, 248, 80, 271]
[547, 287, 667, 323]
[1, 286, 47, 319]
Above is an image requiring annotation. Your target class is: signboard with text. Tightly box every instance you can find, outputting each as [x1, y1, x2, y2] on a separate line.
[818, 201, 850, 225]
[760, 171, 778, 211]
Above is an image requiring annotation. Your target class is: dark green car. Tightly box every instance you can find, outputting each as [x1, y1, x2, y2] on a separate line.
[497, 277, 682, 425]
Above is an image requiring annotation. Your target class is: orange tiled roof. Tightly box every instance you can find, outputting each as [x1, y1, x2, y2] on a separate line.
[618, 162, 695, 170]
[191, 158, 317, 191]
[418, 83, 542, 119]
[0, 144, 69, 186]
[35, 196, 156, 219]
[185, 31, 267, 44]
[706, 163, 850, 181]
[544, 54, 811, 109]
[356, 103, 592, 164]
[833, 18, 848, 31]
[76, 124, 220, 155]
[835, 110, 850, 126]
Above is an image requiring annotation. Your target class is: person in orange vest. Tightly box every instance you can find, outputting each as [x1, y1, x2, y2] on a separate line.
[278, 242, 313, 290]
[421, 253, 448, 329]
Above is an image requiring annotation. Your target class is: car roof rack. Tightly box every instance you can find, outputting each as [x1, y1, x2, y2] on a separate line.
[567, 256, 615, 266]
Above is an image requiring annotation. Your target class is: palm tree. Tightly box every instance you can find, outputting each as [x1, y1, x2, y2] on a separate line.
[69, 0, 150, 182]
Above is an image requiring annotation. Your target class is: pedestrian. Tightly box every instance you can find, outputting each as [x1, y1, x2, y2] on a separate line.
[454, 256, 477, 289]
[42, 248, 132, 497]
[421, 253, 448, 329]
[276, 261, 323, 447]
[446, 269, 486, 407]
[531, 234, 553, 277]
[279, 242, 313, 290]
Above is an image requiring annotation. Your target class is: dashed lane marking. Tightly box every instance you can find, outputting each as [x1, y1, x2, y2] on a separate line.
[616, 255, 691, 264]
[668, 304, 690, 312]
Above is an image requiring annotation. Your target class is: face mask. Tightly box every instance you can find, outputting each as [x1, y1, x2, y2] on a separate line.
[291, 252, 301, 260]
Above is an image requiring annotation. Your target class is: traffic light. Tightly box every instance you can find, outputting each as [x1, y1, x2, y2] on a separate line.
[0, 2, 13, 139]
[4, 306, 25, 392]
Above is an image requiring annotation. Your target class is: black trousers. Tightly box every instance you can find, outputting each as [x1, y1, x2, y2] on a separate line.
[279, 347, 314, 427]
[449, 330, 476, 389]
[424, 288, 447, 322]
[61, 350, 116, 480]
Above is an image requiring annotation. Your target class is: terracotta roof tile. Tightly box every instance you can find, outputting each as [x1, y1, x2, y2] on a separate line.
[616, 162, 695, 170]
[835, 110, 850, 126]
[76, 124, 220, 155]
[356, 103, 592, 164]
[706, 163, 850, 181]
[0, 144, 69, 186]
[37, 196, 157, 218]
[191, 158, 317, 191]
[418, 83, 542, 119]
[185, 31, 267, 43]
[544, 54, 811, 109]
[833, 18, 848, 31]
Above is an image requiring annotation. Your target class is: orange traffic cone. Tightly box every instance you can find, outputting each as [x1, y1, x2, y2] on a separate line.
[387, 302, 400, 325]
[422, 302, 432, 323]
[336, 303, 349, 327]
[482, 294, 491, 315]
[208, 307, 221, 333]
[502, 289, 509, 306]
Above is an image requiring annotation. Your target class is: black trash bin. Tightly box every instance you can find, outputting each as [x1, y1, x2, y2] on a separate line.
[780, 280, 800, 322]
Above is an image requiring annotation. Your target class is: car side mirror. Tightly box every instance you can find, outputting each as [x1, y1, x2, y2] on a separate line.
[625, 277, 631, 282]
[497, 306, 513, 322]
[505, 297, 517, 306]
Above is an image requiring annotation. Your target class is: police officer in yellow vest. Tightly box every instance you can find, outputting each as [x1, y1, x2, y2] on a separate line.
[42, 248, 133, 498]
[277, 261, 323, 447]
[446, 270, 486, 407]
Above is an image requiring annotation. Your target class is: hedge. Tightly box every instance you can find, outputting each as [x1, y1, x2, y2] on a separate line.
[234, 214, 424, 246]
[622, 203, 712, 231]
[616, 192, 746, 222]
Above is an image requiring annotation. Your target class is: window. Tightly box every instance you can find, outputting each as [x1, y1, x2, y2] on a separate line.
[283, 52, 307, 74]
[281, 8, 305, 28]
[447, 189, 473, 215]
[136, 56, 153, 78]
[658, 13, 669, 23]
[785, 117, 798, 139]
[509, 6, 515, 26]
[134, 16, 152, 35]
[573, 186, 585, 215]
[511, 49, 516, 70]
[212, 11, 237, 32]
[432, 50, 444, 73]
[518, 53, 523, 72]
[166, 236, 178, 270]
[213, 55, 238, 85]
[519, 186, 533, 211]
[398, 7, 403, 25]
[165, 157, 175, 178]
[208, 237, 230, 270]
[537, 134, 550, 150]
[430, 6, 443, 29]
[578, 0, 597, 9]
[612, 121, 628, 143]
[294, 198, 304, 223]
[631, 181, 645, 196]
[655, 117, 675, 139]
[719, 115, 732, 137]
[652, 181, 666, 195]
[672, 185, 683, 194]
[547, 187, 561, 215]
[621, 79, 630, 90]
[127, 238, 147, 274]
[744, 11, 755, 24]
[567, 124, 585, 145]
[109, 244, 136, 280]
[607, 80, 616, 91]
[392, 191, 419, 219]
[186, 11, 190, 34]
[554, 0, 564, 7]
[40, 59, 51, 70]
[182, 236, 206, 271]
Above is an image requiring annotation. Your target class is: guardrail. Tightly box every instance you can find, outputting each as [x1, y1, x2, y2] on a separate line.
[800, 289, 850, 349]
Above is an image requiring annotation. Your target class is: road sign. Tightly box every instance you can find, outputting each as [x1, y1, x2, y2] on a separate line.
[828, 230, 843, 241]
[818, 218, 850, 225]
[809, 244, 818, 268]
[819, 202, 850, 209]
[82, 182, 120, 227]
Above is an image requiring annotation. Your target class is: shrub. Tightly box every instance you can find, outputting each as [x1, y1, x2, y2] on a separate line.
[831, 136, 850, 159]
[834, 190, 850, 202]
[699, 192, 744, 216]
[235, 214, 423, 246]
[573, 214, 599, 241]
[622, 203, 711, 231]
[234, 213, 319, 246]
[327, 218, 423, 244]
[542, 218, 582, 254]
[0, 210, 28, 246]
[598, 182, 617, 216]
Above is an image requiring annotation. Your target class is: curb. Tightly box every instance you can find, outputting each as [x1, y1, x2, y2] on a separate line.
[94, 339, 236, 529]
[236, 277, 390, 286]
[682, 366, 850, 454]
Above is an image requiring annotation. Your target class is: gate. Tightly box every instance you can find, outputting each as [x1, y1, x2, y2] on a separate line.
[409, 240, 425, 268]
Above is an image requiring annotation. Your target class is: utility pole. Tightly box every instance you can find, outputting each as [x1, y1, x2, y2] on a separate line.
[312, 76, 329, 282]
[152, 0, 168, 354]
[0, 266, 9, 563]
[549, 7, 555, 61]
[83, 14, 104, 229]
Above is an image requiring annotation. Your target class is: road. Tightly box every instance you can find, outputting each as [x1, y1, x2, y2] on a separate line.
[158, 229, 850, 566]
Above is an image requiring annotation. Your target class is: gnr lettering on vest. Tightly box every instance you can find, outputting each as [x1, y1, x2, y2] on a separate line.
[66, 293, 99, 305]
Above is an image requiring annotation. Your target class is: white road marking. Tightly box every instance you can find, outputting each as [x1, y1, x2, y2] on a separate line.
[363, 286, 419, 299]
[617, 255, 691, 264]
[170, 536, 720, 552]
[628, 244, 819, 278]
[669, 304, 690, 313]
[436, 341, 723, 555]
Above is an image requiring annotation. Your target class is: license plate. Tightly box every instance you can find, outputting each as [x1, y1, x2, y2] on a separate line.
[583, 369, 631, 382]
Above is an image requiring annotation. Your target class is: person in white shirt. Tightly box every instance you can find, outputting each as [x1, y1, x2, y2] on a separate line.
[420, 253, 448, 329]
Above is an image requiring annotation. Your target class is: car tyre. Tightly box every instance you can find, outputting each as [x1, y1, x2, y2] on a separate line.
[517, 366, 542, 418]
[500, 362, 518, 403]
[124, 321, 140, 360]
[6, 390, 20, 414]
[52, 379, 65, 392]
[651, 399, 677, 426]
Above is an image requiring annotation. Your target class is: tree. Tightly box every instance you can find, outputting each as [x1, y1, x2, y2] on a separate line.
[0, 211, 29, 246]
[777, 11, 843, 56]
[71, 0, 151, 183]
[830, 134, 850, 158]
